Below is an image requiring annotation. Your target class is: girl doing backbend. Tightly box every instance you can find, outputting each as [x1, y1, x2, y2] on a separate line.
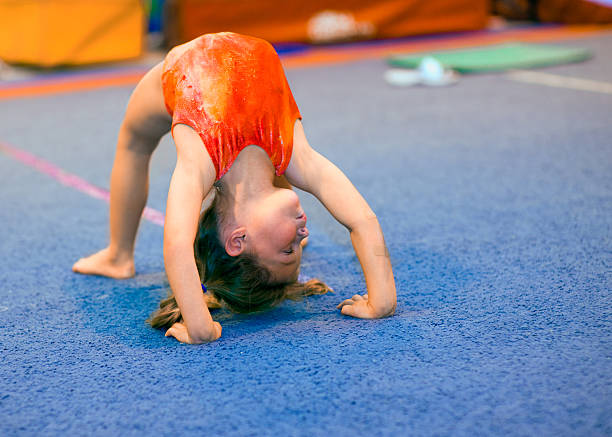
[73, 32, 396, 344]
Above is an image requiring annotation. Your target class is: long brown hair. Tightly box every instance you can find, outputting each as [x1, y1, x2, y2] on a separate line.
[149, 190, 331, 329]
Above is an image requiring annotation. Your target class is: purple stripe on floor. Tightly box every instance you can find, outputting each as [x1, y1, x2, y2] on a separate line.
[0, 141, 165, 226]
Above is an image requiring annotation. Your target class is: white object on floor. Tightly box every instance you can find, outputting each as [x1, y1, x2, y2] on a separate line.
[383, 68, 422, 86]
[418, 56, 459, 86]
[384, 57, 458, 87]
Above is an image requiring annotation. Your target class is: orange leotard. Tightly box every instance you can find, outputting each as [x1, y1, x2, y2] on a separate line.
[161, 32, 301, 180]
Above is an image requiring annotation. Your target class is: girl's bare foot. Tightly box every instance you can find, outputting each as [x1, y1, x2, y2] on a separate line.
[72, 247, 135, 279]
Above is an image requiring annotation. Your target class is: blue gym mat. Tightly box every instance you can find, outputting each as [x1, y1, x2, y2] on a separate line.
[0, 35, 611, 436]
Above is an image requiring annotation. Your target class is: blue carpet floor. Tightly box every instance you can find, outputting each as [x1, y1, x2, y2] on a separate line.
[1, 35, 611, 436]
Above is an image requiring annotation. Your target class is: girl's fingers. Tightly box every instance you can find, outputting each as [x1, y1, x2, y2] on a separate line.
[165, 325, 178, 337]
[165, 329, 183, 342]
[213, 321, 222, 339]
[165, 323, 187, 342]
[352, 294, 364, 301]
[339, 300, 377, 319]
[165, 322, 221, 343]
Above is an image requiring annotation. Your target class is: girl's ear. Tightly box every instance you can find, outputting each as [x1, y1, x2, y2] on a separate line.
[225, 226, 247, 256]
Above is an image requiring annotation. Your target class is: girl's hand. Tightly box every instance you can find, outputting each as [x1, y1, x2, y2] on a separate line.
[165, 321, 222, 344]
[337, 294, 395, 319]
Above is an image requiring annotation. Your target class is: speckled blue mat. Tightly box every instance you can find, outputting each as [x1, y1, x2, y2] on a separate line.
[1, 35, 611, 436]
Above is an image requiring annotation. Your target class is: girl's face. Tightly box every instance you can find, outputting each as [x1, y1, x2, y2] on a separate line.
[246, 188, 309, 282]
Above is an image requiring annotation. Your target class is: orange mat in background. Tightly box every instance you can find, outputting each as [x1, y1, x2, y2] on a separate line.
[2, 24, 612, 101]
[539, 0, 612, 23]
[164, 0, 489, 47]
[0, 0, 144, 67]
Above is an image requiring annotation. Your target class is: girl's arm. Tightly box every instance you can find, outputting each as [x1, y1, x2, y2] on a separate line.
[163, 124, 221, 343]
[286, 122, 396, 318]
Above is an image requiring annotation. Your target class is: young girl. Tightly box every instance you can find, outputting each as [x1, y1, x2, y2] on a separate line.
[73, 32, 396, 344]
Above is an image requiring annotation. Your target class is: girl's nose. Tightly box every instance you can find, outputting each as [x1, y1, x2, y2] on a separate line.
[297, 226, 309, 238]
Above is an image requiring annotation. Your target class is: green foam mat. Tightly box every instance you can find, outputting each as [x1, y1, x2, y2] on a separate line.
[387, 43, 592, 73]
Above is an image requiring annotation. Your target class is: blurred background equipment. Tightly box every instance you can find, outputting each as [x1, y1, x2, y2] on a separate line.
[1, 0, 610, 70]
[0, 0, 145, 67]
[387, 43, 593, 73]
[491, 0, 612, 23]
[162, 0, 490, 47]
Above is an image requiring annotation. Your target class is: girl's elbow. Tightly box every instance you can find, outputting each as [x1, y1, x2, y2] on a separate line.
[347, 212, 379, 234]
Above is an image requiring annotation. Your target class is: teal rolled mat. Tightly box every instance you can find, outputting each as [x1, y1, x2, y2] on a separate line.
[387, 43, 592, 73]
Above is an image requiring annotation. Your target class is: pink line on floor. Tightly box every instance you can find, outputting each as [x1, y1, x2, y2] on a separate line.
[0, 141, 165, 226]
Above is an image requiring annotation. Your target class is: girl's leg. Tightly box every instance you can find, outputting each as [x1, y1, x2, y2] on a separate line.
[73, 62, 170, 279]
[72, 129, 158, 278]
